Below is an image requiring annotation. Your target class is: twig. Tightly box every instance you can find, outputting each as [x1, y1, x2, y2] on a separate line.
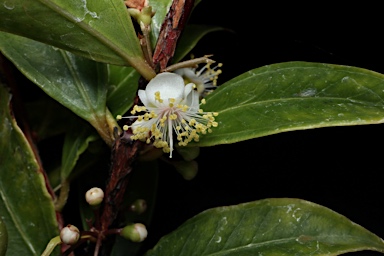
[161, 55, 214, 72]
[152, 0, 195, 69]
[100, 133, 142, 231]
[95, 0, 195, 254]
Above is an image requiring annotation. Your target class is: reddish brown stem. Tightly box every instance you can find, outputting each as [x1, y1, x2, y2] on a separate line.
[100, 131, 143, 232]
[93, 234, 104, 256]
[95, 1, 195, 254]
[152, 0, 195, 69]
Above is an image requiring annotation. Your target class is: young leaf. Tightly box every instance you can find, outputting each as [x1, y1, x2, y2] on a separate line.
[0, 0, 153, 75]
[197, 61, 384, 146]
[0, 34, 118, 146]
[0, 84, 59, 256]
[146, 198, 384, 256]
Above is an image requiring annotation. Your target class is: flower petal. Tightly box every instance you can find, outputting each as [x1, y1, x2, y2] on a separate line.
[183, 83, 199, 109]
[138, 89, 151, 107]
[174, 68, 196, 79]
[145, 72, 185, 104]
[189, 90, 200, 110]
[183, 82, 194, 99]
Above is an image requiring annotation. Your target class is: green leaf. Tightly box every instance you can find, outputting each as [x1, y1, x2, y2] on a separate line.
[107, 65, 140, 117]
[61, 122, 99, 181]
[0, 218, 7, 256]
[173, 24, 227, 63]
[0, 84, 59, 255]
[0, 34, 118, 146]
[194, 0, 202, 7]
[196, 61, 384, 147]
[25, 98, 79, 141]
[49, 141, 107, 191]
[0, 0, 150, 71]
[54, 124, 99, 212]
[146, 198, 384, 256]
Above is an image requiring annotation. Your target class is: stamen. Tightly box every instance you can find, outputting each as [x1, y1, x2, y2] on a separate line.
[115, 72, 219, 158]
[155, 91, 163, 103]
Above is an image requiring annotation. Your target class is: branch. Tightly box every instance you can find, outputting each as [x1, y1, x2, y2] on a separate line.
[152, 0, 195, 70]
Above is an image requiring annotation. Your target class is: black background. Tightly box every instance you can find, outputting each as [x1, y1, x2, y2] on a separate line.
[142, 2, 384, 256]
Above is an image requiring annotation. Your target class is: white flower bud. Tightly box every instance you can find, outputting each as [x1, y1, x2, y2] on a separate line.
[120, 223, 148, 242]
[60, 225, 80, 245]
[85, 187, 104, 206]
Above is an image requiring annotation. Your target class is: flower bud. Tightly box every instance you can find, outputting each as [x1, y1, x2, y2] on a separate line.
[60, 225, 80, 245]
[173, 160, 198, 180]
[85, 187, 104, 206]
[130, 199, 147, 214]
[140, 6, 153, 26]
[127, 6, 153, 27]
[120, 223, 148, 242]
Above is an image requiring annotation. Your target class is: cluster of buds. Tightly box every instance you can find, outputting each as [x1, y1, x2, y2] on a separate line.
[59, 188, 148, 248]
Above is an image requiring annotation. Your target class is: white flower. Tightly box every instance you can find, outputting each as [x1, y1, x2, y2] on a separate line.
[117, 72, 218, 158]
[174, 62, 222, 96]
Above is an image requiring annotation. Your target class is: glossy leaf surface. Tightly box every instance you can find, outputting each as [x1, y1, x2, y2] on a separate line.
[107, 65, 140, 117]
[146, 198, 384, 256]
[0, 0, 145, 68]
[0, 33, 117, 146]
[196, 61, 384, 146]
[0, 84, 59, 256]
[25, 98, 78, 141]
[61, 122, 99, 181]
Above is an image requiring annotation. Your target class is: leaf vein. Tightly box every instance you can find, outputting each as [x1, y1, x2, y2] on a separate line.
[0, 189, 36, 255]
